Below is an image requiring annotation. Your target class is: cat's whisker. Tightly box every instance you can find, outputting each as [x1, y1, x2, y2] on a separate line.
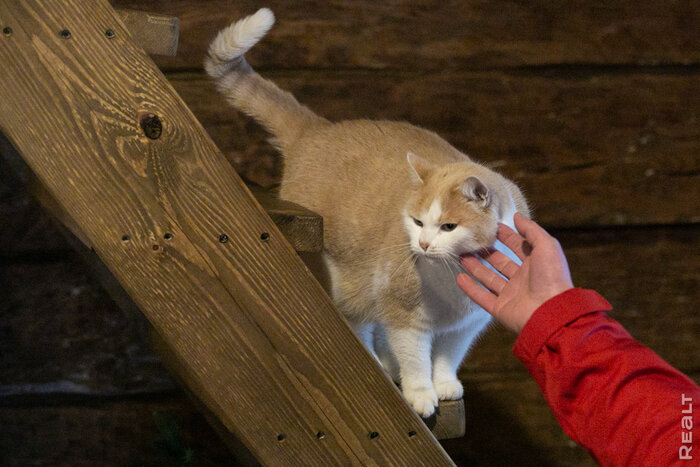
[350, 243, 413, 266]
[403, 255, 418, 289]
[389, 251, 416, 282]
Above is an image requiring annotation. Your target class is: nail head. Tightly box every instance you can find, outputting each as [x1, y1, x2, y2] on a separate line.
[260, 232, 270, 241]
[59, 29, 71, 39]
[164, 233, 173, 240]
[219, 234, 229, 243]
[105, 29, 115, 38]
[369, 431, 379, 439]
[277, 433, 285, 442]
[316, 431, 325, 439]
[2, 27, 12, 36]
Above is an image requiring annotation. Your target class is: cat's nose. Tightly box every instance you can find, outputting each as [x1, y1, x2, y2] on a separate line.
[419, 241, 430, 251]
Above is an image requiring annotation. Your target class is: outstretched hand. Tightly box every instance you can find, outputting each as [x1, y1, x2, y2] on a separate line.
[457, 213, 574, 333]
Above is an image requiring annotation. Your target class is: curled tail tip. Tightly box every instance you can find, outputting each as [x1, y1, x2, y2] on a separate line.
[205, 8, 275, 78]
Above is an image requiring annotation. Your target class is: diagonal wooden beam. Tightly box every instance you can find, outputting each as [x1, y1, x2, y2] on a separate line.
[0, 1, 453, 464]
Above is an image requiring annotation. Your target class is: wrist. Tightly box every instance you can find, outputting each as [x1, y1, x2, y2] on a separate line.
[513, 288, 612, 362]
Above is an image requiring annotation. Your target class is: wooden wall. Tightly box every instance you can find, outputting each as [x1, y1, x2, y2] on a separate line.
[2, 1, 698, 465]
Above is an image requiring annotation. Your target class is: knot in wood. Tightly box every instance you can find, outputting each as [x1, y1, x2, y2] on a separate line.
[140, 114, 162, 139]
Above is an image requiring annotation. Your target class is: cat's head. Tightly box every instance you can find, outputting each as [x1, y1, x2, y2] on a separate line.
[403, 152, 502, 261]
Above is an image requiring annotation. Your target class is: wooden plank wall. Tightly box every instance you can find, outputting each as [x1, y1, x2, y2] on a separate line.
[1, 1, 698, 465]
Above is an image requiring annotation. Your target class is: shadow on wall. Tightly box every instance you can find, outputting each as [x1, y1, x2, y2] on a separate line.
[441, 382, 558, 467]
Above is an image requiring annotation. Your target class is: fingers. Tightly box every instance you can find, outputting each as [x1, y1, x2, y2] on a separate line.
[513, 213, 549, 244]
[497, 223, 529, 261]
[460, 255, 508, 295]
[456, 273, 496, 314]
[482, 249, 520, 279]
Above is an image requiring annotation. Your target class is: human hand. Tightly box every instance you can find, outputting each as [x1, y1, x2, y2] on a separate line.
[457, 213, 574, 333]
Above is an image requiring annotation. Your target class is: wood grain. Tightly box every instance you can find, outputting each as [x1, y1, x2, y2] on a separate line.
[1, 134, 323, 253]
[110, 0, 700, 71]
[116, 8, 179, 57]
[169, 71, 700, 228]
[0, 1, 451, 464]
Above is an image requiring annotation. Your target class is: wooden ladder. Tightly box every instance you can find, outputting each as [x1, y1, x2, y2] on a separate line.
[0, 1, 462, 463]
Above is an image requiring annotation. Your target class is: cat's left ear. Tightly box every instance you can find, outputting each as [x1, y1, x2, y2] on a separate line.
[407, 152, 434, 184]
[462, 176, 491, 208]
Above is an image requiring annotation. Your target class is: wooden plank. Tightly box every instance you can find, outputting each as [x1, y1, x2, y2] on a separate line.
[0, 1, 452, 464]
[169, 71, 700, 228]
[115, 8, 179, 57]
[0, 260, 176, 400]
[110, 0, 700, 71]
[248, 185, 322, 253]
[1, 134, 323, 253]
[0, 400, 234, 466]
[0, 182, 71, 257]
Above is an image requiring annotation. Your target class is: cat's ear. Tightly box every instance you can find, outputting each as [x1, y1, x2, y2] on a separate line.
[462, 176, 491, 208]
[407, 152, 434, 184]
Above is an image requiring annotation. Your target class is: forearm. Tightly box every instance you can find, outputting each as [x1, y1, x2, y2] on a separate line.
[514, 288, 700, 466]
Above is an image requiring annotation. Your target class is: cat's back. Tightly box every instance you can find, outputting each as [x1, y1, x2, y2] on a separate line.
[280, 119, 467, 213]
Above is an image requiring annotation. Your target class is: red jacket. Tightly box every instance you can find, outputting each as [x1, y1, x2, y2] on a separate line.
[513, 288, 700, 466]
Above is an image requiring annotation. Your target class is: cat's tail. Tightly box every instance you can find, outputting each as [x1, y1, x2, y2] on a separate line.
[204, 8, 325, 151]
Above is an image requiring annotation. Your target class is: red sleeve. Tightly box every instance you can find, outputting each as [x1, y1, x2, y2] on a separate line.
[513, 288, 700, 466]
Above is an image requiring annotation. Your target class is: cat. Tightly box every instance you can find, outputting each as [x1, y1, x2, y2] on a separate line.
[205, 8, 530, 418]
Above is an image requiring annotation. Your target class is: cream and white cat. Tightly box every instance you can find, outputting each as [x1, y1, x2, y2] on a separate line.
[205, 9, 530, 418]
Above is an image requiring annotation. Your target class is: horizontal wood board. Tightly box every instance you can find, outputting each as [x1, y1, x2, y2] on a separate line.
[111, 0, 700, 70]
[168, 71, 700, 228]
[0, 1, 451, 465]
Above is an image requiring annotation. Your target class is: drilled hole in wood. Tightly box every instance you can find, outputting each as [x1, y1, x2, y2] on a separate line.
[105, 29, 115, 38]
[152, 244, 160, 251]
[59, 29, 71, 39]
[218, 233, 229, 243]
[369, 431, 379, 439]
[260, 232, 270, 241]
[316, 431, 325, 440]
[408, 430, 417, 437]
[2, 27, 11, 36]
[276, 433, 285, 443]
[121, 235, 130, 242]
[164, 233, 173, 240]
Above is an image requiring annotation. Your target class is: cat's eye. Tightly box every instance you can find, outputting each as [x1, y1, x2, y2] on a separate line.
[441, 223, 457, 232]
[413, 218, 423, 227]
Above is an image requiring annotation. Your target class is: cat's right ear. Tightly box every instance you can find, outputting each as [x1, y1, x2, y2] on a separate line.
[407, 152, 434, 184]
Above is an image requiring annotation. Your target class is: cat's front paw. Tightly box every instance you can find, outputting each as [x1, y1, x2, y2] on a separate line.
[434, 379, 463, 400]
[402, 386, 438, 418]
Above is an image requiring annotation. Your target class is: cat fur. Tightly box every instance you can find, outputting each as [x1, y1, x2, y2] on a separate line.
[205, 8, 530, 418]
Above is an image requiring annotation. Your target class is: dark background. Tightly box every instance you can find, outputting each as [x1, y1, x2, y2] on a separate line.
[1, 1, 698, 465]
